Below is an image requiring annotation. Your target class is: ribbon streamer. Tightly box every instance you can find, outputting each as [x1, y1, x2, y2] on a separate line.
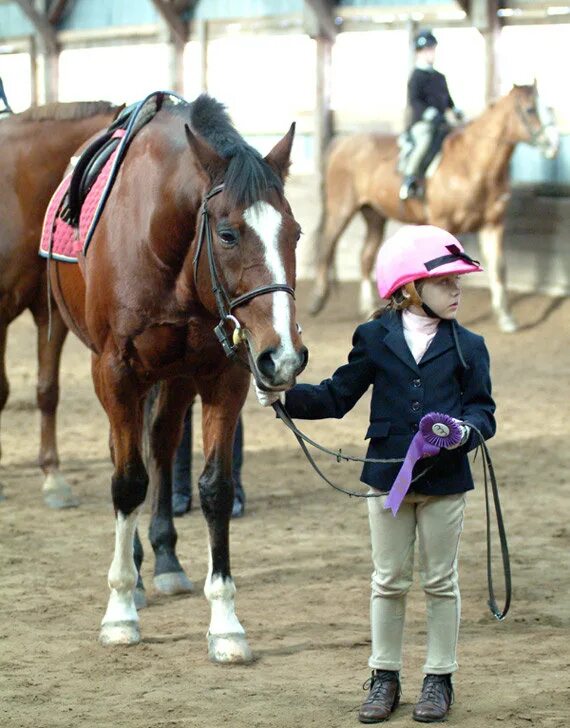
[383, 412, 462, 515]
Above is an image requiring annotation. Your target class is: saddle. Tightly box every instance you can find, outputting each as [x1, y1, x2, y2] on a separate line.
[39, 91, 186, 264]
[61, 103, 138, 227]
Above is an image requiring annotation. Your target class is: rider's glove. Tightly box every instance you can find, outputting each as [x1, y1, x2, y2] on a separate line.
[254, 383, 282, 407]
[444, 420, 471, 450]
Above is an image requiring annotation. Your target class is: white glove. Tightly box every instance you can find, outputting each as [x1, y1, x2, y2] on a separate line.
[254, 383, 282, 407]
[445, 421, 470, 450]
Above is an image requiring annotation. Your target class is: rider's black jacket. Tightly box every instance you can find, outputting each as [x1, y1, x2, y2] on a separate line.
[408, 67, 454, 126]
[283, 311, 496, 496]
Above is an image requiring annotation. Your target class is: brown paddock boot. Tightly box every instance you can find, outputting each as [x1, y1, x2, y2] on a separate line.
[412, 673, 454, 723]
[358, 669, 401, 723]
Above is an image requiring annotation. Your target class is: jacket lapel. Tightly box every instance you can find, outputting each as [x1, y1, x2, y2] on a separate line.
[379, 312, 420, 374]
[419, 320, 455, 366]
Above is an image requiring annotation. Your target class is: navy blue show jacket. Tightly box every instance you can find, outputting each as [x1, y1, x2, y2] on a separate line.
[284, 311, 496, 496]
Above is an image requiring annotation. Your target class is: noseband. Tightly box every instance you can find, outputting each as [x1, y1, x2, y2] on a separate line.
[193, 184, 296, 366]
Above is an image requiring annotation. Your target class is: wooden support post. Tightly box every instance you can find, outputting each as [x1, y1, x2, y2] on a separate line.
[471, 0, 501, 104]
[15, 0, 59, 103]
[304, 1, 336, 178]
[315, 36, 333, 178]
[150, 0, 187, 94]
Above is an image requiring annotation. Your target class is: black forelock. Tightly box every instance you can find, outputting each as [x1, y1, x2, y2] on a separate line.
[188, 93, 283, 207]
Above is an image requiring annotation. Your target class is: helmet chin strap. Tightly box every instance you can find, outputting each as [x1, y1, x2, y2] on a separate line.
[421, 302, 439, 318]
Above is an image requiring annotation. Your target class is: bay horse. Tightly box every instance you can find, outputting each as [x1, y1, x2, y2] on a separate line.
[310, 84, 559, 332]
[49, 94, 307, 661]
[0, 101, 120, 507]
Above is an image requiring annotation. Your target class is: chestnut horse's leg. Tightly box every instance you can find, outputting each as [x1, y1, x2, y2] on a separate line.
[478, 224, 518, 333]
[30, 303, 78, 508]
[359, 206, 386, 317]
[0, 322, 8, 500]
[93, 350, 148, 646]
[196, 365, 252, 664]
[147, 379, 194, 596]
[310, 176, 358, 316]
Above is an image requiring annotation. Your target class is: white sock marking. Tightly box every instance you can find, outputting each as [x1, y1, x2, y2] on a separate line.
[101, 510, 139, 625]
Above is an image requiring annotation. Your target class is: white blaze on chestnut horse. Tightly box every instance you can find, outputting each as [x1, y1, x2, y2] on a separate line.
[311, 84, 559, 332]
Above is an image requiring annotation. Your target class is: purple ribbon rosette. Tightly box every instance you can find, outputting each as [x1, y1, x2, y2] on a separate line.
[383, 412, 462, 516]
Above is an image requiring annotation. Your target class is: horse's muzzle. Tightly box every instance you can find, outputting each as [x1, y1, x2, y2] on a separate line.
[256, 344, 308, 388]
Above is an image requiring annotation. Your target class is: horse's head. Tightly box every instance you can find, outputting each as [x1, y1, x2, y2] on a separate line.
[509, 83, 559, 159]
[185, 124, 308, 390]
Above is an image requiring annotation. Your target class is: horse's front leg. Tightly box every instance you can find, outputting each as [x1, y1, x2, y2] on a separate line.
[31, 304, 77, 508]
[478, 224, 518, 332]
[197, 365, 252, 664]
[93, 351, 148, 646]
[147, 380, 194, 596]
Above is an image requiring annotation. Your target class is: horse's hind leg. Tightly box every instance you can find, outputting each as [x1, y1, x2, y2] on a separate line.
[197, 365, 252, 664]
[147, 379, 194, 596]
[93, 351, 148, 646]
[31, 304, 77, 508]
[478, 224, 517, 332]
[359, 206, 386, 317]
[309, 175, 358, 316]
[0, 322, 8, 501]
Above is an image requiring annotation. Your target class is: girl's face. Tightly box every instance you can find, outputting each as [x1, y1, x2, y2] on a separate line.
[413, 275, 462, 319]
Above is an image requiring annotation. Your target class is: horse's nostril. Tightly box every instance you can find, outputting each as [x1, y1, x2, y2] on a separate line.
[298, 346, 309, 374]
[256, 349, 276, 379]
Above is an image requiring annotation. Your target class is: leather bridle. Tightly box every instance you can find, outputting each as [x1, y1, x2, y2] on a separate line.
[193, 184, 296, 377]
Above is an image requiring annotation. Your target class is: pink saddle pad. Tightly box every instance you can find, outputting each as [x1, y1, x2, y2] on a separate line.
[39, 129, 125, 262]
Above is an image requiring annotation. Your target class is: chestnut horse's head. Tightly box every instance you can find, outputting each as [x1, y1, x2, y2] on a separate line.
[183, 97, 307, 390]
[509, 83, 559, 159]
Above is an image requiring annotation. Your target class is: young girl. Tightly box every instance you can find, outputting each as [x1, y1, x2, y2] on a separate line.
[256, 225, 496, 723]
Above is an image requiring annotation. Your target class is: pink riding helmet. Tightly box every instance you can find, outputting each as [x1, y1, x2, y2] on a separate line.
[376, 225, 484, 300]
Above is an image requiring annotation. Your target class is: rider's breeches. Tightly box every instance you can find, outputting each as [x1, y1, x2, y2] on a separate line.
[367, 491, 466, 675]
[403, 120, 433, 176]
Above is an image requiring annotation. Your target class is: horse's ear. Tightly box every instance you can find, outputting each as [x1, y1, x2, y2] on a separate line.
[264, 122, 296, 182]
[184, 124, 226, 182]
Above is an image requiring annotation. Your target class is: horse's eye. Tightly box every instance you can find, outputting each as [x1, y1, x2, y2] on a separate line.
[218, 229, 239, 246]
[527, 106, 537, 115]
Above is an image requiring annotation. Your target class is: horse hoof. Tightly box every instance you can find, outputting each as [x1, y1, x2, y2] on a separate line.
[99, 620, 140, 646]
[208, 633, 253, 664]
[134, 587, 147, 610]
[42, 473, 79, 509]
[153, 571, 193, 596]
[499, 316, 518, 333]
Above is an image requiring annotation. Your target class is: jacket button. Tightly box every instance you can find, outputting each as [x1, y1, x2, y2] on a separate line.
[411, 401, 421, 412]
[412, 378, 421, 388]
[411, 423, 419, 432]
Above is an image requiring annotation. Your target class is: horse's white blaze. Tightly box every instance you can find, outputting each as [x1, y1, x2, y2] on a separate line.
[101, 510, 139, 626]
[243, 201, 297, 377]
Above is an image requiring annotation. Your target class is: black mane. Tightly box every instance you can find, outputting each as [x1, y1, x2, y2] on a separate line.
[188, 94, 283, 207]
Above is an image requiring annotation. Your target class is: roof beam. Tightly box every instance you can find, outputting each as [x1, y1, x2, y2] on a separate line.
[149, 0, 188, 45]
[304, 0, 338, 42]
[13, 0, 58, 53]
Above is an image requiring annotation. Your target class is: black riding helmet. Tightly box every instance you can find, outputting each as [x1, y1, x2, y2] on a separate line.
[415, 30, 438, 51]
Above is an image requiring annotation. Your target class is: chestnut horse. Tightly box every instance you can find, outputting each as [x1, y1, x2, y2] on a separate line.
[0, 101, 119, 506]
[311, 84, 559, 332]
[49, 94, 307, 661]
